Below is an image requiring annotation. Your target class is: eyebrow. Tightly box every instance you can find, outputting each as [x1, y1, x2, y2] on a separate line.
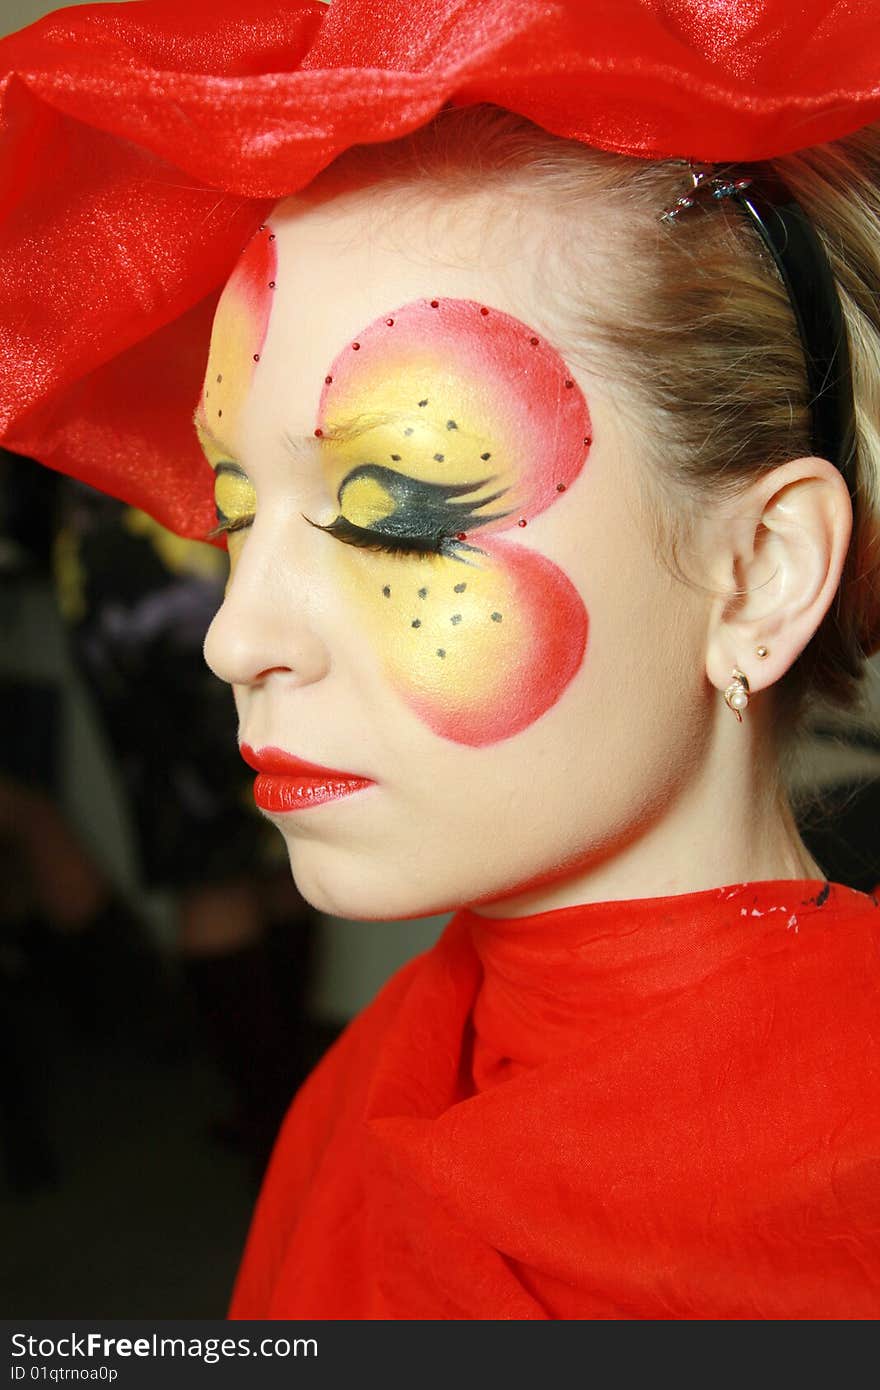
[192, 406, 448, 460]
[193, 407, 316, 458]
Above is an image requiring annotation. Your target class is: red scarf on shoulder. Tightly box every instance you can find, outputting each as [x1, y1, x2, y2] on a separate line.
[229, 879, 880, 1320]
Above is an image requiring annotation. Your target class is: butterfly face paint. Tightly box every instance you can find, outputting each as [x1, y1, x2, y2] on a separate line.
[196, 225, 277, 526]
[315, 297, 592, 746]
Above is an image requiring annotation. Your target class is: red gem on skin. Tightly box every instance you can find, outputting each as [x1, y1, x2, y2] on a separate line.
[352, 343, 360, 350]
[314, 428, 323, 437]
[456, 532, 467, 541]
[556, 483, 566, 492]
[530, 337, 539, 345]
[430, 300, 439, 308]
[518, 518, 528, 527]
[480, 307, 489, 316]
[564, 379, 574, 388]
[325, 375, 333, 384]
[253, 353, 260, 361]
[386, 318, 395, 326]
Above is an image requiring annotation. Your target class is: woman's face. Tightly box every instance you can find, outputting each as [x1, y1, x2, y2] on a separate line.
[200, 182, 711, 920]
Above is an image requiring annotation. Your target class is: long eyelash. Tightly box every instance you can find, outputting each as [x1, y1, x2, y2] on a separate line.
[206, 514, 254, 541]
[302, 513, 484, 562]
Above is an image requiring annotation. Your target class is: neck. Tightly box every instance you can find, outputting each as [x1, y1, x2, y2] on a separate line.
[471, 697, 824, 920]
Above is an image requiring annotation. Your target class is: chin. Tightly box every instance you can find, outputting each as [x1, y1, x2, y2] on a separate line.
[280, 836, 472, 923]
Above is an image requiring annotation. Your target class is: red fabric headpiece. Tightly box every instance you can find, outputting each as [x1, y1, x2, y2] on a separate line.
[2, 0, 879, 539]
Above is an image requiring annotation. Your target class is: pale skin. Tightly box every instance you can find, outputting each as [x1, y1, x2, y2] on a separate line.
[200, 176, 849, 922]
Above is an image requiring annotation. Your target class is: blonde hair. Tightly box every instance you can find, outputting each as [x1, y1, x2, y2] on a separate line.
[325, 105, 880, 748]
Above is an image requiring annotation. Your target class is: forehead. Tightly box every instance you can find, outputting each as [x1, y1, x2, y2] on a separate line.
[212, 184, 574, 451]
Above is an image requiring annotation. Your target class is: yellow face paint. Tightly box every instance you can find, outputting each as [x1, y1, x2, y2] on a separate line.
[195, 222, 276, 546]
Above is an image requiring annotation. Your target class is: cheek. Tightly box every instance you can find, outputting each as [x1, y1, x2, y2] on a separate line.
[201, 224, 277, 436]
[334, 539, 587, 748]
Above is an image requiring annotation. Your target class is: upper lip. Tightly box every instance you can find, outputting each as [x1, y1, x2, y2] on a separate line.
[239, 743, 374, 782]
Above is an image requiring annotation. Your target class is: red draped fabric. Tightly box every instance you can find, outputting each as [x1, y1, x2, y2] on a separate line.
[229, 879, 880, 1320]
[1, 1, 879, 538]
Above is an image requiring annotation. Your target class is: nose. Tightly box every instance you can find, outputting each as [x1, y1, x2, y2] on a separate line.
[203, 523, 331, 690]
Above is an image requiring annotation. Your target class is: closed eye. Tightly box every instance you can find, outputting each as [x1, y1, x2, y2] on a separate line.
[208, 461, 255, 540]
[303, 462, 511, 562]
[207, 513, 253, 540]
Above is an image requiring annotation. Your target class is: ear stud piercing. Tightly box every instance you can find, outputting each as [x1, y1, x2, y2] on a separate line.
[756, 645, 769, 658]
[724, 667, 751, 722]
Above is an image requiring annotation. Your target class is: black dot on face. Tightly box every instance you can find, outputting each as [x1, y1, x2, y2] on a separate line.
[453, 582, 467, 593]
[217, 410, 222, 418]
[491, 612, 502, 622]
[382, 585, 391, 597]
[451, 613, 462, 625]
[418, 399, 429, 408]
[216, 374, 222, 384]
[391, 454, 401, 461]
[447, 420, 458, 430]
[481, 452, 491, 461]
[411, 619, 421, 629]
[437, 649, 446, 658]
[404, 427, 414, 436]
[434, 453, 444, 462]
[418, 587, 428, 599]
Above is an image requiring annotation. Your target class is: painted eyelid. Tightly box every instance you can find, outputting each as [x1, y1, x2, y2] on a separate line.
[336, 463, 512, 528]
[214, 463, 257, 520]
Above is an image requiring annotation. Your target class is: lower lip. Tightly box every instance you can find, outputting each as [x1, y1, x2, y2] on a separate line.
[252, 774, 375, 814]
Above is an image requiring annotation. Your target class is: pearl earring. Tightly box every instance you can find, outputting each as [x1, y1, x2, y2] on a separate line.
[724, 667, 751, 722]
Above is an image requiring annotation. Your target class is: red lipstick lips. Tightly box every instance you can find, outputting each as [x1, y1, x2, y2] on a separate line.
[240, 744, 376, 814]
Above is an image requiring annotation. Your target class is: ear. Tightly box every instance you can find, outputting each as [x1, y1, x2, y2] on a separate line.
[704, 457, 853, 698]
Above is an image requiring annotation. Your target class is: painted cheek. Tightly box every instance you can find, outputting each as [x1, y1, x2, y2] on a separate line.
[357, 539, 586, 746]
[200, 224, 277, 444]
[318, 299, 592, 747]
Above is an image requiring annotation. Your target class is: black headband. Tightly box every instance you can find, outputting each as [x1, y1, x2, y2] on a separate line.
[661, 163, 857, 486]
